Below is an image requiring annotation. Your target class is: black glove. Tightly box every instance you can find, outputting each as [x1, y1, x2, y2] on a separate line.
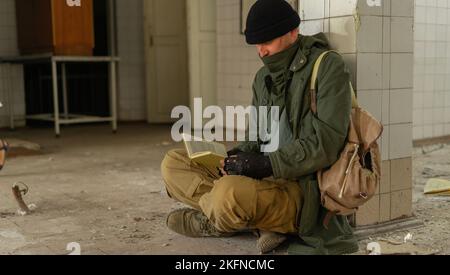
[227, 148, 242, 157]
[224, 152, 273, 180]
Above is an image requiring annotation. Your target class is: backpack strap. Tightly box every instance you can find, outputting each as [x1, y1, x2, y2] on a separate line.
[310, 51, 359, 229]
[309, 51, 358, 115]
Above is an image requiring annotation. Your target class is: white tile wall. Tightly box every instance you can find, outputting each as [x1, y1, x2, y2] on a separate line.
[299, 0, 414, 160]
[216, 0, 262, 125]
[414, 0, 450, 139]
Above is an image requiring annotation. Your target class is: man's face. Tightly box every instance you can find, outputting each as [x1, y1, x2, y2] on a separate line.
[256, 29, 299, 58]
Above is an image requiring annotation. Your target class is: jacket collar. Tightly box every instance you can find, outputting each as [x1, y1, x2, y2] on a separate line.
[289, 35, 309, 72]
[261, 37, 301, 74]
[289, 33, 330, 72]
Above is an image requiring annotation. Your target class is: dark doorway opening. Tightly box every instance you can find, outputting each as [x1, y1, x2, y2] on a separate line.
[24, 0, 111, 126]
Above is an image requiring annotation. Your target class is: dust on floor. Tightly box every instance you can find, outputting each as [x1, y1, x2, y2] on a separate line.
[0, 124, 449, 255]
[0, 124, 257, 255]
[358, 143, 450, 255]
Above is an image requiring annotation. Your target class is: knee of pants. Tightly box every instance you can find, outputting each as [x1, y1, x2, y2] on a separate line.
[161, 150, 182, 180]
[160, 149, 186, 192]
[205, 176, 256, 225]
[211, 176, 248, 199]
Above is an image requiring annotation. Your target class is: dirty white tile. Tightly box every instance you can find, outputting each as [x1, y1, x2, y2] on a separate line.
[330, 0, 358, 17]
[391, 17, 414, 53]
[391, 0, 414, 17]
[357, 53, 383, 90]
[329, 16, 357, 53]
[299, 0, 326, 20]
[389, 123, 413, 159]
[357, 16, 383, 53]
[390, 54, 413, 89]
[358, 90, 382, 122]
[390, 89, 413, 124]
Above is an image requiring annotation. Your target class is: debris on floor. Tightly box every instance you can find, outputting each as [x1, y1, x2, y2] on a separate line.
[1, 124, 449, 255]
[12, 182, 37, 216]
[422, 167, 450, 178]
[421, 144, 445, 155]
[366, 242, 382, 255]
[6, 139, 42, 158]
[367, 233, 439, 255]
[404, 233, 413, 243]
[367, 241, 438, 255]
[424, 178, 450, 196]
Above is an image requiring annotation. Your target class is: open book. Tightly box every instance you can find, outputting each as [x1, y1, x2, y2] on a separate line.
[182, 134, 227, 178]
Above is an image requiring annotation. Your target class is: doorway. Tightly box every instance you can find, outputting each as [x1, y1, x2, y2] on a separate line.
[143, 0, 217, 123]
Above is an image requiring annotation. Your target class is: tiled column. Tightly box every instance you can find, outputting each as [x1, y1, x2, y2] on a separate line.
[300, 0, 414, 226]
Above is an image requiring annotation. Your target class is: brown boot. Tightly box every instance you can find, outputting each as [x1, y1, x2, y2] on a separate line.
[166, 208, 234, 238]
[257, 230, 287, 254]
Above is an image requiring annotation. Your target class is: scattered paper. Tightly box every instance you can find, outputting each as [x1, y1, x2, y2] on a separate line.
[424, 178, 450, 196]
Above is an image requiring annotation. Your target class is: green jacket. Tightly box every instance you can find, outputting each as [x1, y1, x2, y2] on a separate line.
[236, 33, 359, 255]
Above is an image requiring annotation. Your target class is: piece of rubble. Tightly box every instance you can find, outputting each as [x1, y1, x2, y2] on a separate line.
[12, 182, 35, 215]
[7, 138, 41, 152]
[404, 233, 413, 243]
[421, 144, 445, 155]
[17, 210, 28, 216]
[366, 242, 381, 255]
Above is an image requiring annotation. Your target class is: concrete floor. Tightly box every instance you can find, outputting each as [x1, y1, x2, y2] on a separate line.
[0, 123, 448, 255]
[0, 123, 261, 255]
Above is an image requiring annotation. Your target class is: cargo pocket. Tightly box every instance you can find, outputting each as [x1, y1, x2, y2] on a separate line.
[186, 176, 214, 202]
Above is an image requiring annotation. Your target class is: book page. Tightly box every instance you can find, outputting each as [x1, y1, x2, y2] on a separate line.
[189, 141, 219, 156]
[183, 134, 227, 158]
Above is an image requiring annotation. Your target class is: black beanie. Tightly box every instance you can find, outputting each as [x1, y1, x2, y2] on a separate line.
[245, 0, 301, 45]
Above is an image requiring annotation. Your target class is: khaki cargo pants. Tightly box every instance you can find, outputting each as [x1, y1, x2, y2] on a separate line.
[161, 149, 303, 234]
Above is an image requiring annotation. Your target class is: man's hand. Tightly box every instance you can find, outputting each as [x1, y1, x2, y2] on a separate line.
[227, 148, 242, 157]
[218, 149, 243, 176]
[222, 152, 273, 180]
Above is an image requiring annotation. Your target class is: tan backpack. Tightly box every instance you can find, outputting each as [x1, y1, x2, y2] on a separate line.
[309, 51, 384, 226]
